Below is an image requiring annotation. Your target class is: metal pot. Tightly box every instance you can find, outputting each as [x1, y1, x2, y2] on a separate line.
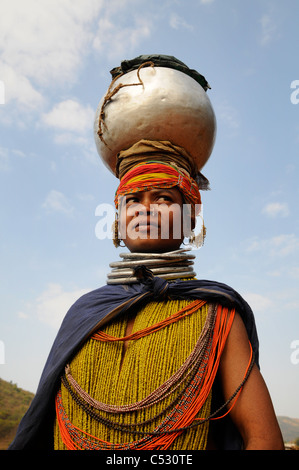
[94, 65, 216, 176]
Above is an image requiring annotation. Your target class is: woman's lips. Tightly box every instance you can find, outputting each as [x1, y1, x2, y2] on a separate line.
[133, 218, 159, 234]
[137, 222, 158, 231]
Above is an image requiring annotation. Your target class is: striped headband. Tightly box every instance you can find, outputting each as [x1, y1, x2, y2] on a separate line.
[114, 161, 201, 208]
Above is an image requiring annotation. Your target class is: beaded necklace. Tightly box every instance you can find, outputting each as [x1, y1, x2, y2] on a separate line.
[54, 301, 249, 450]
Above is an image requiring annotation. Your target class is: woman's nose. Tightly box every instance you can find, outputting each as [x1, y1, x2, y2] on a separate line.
[137, 195, 152, 214]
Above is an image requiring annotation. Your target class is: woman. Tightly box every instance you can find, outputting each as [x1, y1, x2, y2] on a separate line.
[9, 56, 284, 451]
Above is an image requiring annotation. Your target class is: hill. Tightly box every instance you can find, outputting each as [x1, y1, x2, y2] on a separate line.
[277, 416, 299, 444]
[0, 378, 34, 450]
[0, 377, 298, 449]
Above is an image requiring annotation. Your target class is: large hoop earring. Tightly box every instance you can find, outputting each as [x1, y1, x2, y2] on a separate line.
[112, 217, 120, 247]
[188, 217, 206, 248]
[112, 216, 126, 248]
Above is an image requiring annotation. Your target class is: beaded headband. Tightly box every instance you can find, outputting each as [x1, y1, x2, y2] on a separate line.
[114, 161, 201, 209]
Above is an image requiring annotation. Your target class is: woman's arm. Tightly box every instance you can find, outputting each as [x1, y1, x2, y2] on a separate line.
[219, 312, 284, 450]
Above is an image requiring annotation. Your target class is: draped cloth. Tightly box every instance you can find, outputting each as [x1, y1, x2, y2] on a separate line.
[115, 139, 210, 190]
[8, 271, 259, 450]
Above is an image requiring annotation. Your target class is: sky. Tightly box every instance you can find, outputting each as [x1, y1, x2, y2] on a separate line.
[0, 0, 298, 419]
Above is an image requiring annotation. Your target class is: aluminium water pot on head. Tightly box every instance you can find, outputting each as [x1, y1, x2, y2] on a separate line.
[94, 62, 217, 177]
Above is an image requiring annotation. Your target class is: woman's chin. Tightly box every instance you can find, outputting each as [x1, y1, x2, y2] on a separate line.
[122, 236, 183, 254]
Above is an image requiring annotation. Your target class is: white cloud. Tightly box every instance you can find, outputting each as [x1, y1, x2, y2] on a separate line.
[42, 189, 74, 216]
[35, 283, 90, 329]
[262, 202, 290, 218]
[17, 311, 29, 320]
[267, 266, 299, 280]
[0, 63, 45, 110]
[200, 0, 215, 4]
[169, 14, 193, 31]
[259, 14, 278, 46]
[93, 15, 152, 60]
[242, 292, 273, 313]
[0, 0, 155, 123]
[216, 101, 239, 131]
[0, 0, 103, 89]
[42, 99, 94, 134]
[52, 133, 90, 146]
[0, 146, 26, 171]
[246, 234, 299, 258]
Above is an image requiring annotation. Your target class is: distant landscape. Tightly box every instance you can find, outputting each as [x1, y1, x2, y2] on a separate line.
[0, 378, 34, 450]
[0, 377, 298, 450]
[277, 416, 299, 446]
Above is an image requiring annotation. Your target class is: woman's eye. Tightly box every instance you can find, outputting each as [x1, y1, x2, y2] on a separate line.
[125, 196, 139, 205]
[157, 195, 172, 202]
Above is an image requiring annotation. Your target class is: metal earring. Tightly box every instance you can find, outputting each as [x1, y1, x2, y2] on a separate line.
[112, 216, 121, 248]
[188, 218, 206, 248]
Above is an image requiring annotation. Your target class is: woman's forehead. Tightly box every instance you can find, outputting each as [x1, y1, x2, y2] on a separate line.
[124, 187, 183, 198]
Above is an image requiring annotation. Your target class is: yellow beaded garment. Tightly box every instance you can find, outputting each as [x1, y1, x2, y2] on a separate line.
[54, 297, 234, 450]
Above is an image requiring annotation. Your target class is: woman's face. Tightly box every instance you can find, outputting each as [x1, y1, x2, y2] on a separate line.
[118, 188, 186, 253]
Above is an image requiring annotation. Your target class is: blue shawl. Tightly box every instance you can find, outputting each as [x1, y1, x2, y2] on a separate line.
[9, 272, 259, 450]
